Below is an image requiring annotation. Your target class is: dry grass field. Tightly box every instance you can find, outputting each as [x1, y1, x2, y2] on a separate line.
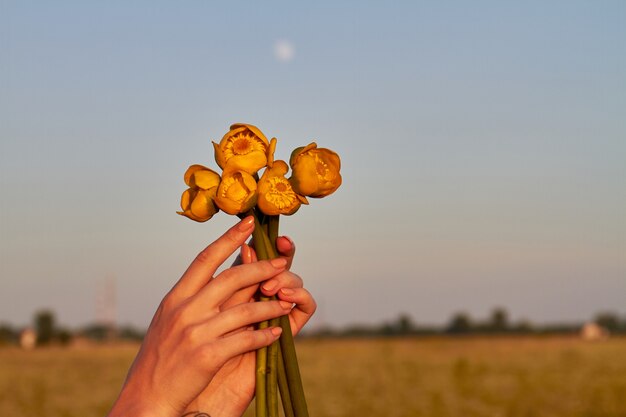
[1, 336, 625, 417]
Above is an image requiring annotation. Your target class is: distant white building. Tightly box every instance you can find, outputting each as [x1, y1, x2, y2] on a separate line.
[19, 328, 37, 349]
[580, 322, 609, 341]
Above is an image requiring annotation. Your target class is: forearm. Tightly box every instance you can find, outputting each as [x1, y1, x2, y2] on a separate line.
[107, 400, 171, 417]
[107, 382, 176, 417]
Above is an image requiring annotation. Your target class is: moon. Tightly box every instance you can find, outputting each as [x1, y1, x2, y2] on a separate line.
[274, 39, 295, 63]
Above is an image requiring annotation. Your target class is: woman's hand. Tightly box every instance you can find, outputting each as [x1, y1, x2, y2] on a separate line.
[183, 235, 317, 417]
[107, 217, 310, 417]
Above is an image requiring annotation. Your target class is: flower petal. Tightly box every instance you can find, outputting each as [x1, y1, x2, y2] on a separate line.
[230, 123, 269, 145]
[184, 164, 210, 186]
[180, 188, 196, 211]
[192, 168, 221, 190]
[190, 189, 219, 221]
[267, 137, 277, 168]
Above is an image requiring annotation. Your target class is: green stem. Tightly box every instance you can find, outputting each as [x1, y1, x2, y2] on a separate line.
[279, 314, 309, 417]
[268, 215, 280, 252]
[255, 320, 268, 417]
[266, 215, 280, 417]
[252, 210, 309, 417]
[277, 343, 295, 417]
[267, 317, 280, 417]
[252, 215, 269, 260]
[251, 213, 270, 417]
[256, 218, 277, 259]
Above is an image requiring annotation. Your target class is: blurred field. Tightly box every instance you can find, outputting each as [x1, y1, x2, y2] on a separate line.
[1, 336, 626, 417]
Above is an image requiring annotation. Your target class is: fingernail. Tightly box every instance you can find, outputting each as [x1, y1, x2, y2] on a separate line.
[262, 280, 277, 292]
[241, 244, 252, 263]
[280, 288, 295, 295]
[270, 327, 283, 337]
[270, 258, 287, 269]
[279, 300, 293, 309]
[237, 216, 255, 232]
[278, 235, 294, 250]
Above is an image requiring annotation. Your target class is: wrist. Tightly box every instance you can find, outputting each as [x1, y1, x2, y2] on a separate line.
[108, 402, 162, 417]
[186, 393, 249, 417]
[108, 387, 176, 417]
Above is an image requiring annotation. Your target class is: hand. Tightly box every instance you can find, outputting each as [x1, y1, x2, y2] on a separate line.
[107, 217, 307, 417]
[184, 235, 317, 417]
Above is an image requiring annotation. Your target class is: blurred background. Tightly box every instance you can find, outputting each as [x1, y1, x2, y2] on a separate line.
[1, 1, 625, 416]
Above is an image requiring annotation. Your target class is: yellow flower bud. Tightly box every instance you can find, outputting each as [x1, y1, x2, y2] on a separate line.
[257, 160, 308, 216]
[177, 165, 221, 222]
[213, 123, 274, 174]
[289, 142, 342, 198]
[214, 169, 258, 215]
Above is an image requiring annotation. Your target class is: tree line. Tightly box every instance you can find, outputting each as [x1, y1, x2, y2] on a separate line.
[306, 308, 626, 338]
[0, 310, 144, 347]
[1, 307, 625, 347]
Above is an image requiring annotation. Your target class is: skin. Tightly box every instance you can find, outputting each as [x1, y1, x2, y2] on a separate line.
[107, 216, 316, 417]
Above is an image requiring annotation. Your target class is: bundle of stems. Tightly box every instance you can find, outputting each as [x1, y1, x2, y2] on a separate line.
[248, 210, 309, 417]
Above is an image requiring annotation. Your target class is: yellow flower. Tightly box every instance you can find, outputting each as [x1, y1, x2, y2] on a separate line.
[289, 142, 342, 198]
[214, 169, 258, 215]
[257, 160, 308, 216]
[177, 164, 221, 222]
[213, 123, 277, 174]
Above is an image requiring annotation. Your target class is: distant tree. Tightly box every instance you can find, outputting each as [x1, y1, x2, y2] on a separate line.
[0, 323, 18, 345]
[396, 313, 415, 335]
[308, 325, 337, 338]
[379, 323, 395, 336]
[489, 307, 509, 332]
[118, 325, 145, 341]
[56, 328, 73, 346]
[344, 324, 378, 337]
[446, 312, 472, 334]
[35, 310, 55, 346]
[81, 324, 112, 341]
[594, 312, 620, 332]
[512, 319, 534, 334]
[378, 314, 416, 336]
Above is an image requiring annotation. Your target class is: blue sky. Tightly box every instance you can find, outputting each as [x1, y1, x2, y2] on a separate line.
[1, 1, 624, 329]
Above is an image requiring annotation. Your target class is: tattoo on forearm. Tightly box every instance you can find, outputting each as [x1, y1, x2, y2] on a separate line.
[182, 412, 210, 417]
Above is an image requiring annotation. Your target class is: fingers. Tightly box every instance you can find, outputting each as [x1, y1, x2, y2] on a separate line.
[234, 236, 291, 270]
[221, 244, 260, 310]
[277, 287, 316, 335]
[249, 244, 258, 262]
[230, 242, 255, 267]
[223, 238, 295, 307]
[207, 326, 282, 368]
[260, 270, 303, 297]
[205, 299, 292, 338]
[195, 258, 287, 310]
[172, 216, 255, 299]
[275, 236, 295, 269]
[222, 239, 301, 310]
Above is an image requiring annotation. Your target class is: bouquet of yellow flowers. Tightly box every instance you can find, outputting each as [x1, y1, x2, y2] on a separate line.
[178, 123, 341, 417]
